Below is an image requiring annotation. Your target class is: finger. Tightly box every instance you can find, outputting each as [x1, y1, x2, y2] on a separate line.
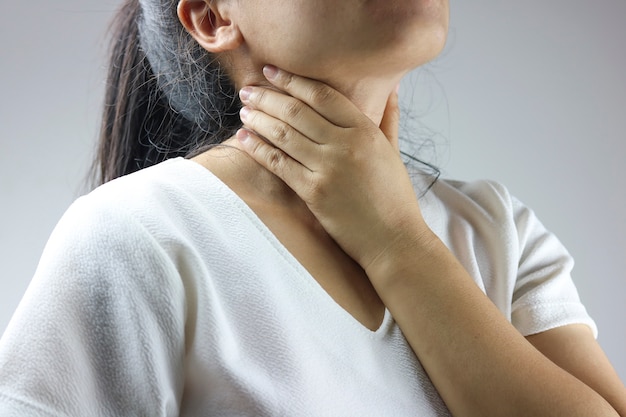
[380, 87, 400, 152]
[236, 128, 313, 192]
[262, 65, 363, 129]
[240, 86, 331, 145]
[239, 105, 321, 170]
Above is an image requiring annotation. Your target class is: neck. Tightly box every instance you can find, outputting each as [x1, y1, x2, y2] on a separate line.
[233, 62, 406, 125]
[207, 67, 406, 206]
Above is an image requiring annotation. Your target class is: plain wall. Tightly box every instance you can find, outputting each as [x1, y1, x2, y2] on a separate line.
[1, 0, 624, 383]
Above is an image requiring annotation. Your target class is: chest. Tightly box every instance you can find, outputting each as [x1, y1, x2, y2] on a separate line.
[247, 199, 386, 332]
[179, 230, 451, 416]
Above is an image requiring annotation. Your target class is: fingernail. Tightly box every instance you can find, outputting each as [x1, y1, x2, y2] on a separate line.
[395, 84, 401, 94]
[263, 65, 278, 80]
[239, 87, 252, 102]
[239, 106, 251, 121]
[236, 129, 250, 143]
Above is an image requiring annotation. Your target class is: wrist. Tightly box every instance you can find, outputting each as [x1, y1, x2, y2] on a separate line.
[363, 223, 443, 289]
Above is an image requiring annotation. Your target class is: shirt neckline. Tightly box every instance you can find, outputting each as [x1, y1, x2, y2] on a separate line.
[178, 157, 395, 337]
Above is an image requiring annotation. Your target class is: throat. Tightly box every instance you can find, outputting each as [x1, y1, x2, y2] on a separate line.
[193, 138, 302, 206]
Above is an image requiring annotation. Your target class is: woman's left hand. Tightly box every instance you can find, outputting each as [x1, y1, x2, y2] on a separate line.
[237, 66, 430, 274]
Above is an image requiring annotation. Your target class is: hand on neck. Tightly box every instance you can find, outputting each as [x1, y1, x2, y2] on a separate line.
[231, 62, 405, 127]
[205, 62, 405, 207]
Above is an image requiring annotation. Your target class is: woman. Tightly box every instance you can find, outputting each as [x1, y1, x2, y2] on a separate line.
[0, 0, 624, 415]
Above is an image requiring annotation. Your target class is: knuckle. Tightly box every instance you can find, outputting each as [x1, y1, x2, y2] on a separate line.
[266, 147, 285, 172]
[283, 100, 304, 121]
[270, 123, 290, 144]
[305, 174, 329, 201]
[304, 180, 323, 203]
[308, 85, 334, 106]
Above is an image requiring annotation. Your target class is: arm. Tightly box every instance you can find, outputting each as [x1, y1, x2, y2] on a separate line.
[367, 229, 622, 417]
[236, 66, 626, 416]
[527, 325, 626, 416]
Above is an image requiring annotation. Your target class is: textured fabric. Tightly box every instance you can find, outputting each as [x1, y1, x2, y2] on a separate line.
[0, 158, 596, 416]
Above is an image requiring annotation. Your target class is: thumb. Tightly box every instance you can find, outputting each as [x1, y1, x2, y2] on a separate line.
[380, 84, 400, 152]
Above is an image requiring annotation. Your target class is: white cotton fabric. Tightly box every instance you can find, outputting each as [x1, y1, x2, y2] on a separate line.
[0, 158, 596, 416]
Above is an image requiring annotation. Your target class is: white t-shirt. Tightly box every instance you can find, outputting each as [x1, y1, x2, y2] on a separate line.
[0, 158, 596, 416]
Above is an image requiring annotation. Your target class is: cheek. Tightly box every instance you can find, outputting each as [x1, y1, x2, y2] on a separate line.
[365, 0, 448, 30]
[368, 0, 449, 50]
[240, 5, 337, 72]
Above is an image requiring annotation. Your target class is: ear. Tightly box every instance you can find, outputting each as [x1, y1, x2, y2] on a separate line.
[177, 0, 242, 53]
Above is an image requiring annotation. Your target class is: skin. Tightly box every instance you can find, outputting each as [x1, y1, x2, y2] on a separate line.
[178, 0, 448, 123]
[178, 0, 626, 415]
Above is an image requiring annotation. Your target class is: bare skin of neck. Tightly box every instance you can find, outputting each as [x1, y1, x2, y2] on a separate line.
[202, 61, 405, 205]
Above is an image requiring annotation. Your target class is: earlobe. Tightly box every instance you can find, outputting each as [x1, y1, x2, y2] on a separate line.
[177, 0, 242, 53]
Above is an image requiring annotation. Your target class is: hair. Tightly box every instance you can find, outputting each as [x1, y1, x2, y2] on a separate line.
[92, 0, 241, 186]
[92, 0, 439, 192]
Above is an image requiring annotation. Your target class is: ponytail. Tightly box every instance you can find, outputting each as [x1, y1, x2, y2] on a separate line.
[92, 0, 241, 186]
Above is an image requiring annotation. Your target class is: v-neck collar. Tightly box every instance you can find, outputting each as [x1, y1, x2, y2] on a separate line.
[180, 157, 395, 337]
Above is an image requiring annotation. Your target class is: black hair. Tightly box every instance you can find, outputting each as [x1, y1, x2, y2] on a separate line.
[92, 0, 241, 185]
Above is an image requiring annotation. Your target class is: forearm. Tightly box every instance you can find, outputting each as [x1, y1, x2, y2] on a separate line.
[233, 66, 623, 415]
[368, 230, 620, 417]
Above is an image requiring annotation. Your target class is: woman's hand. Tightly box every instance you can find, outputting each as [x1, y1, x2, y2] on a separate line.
[237, 67, 626, 417]
[236, 66, 430, 274]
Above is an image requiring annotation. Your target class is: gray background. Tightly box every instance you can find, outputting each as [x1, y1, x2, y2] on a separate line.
[1, 0, 624, 382]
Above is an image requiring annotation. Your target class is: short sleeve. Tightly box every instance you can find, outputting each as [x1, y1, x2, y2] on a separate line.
[0, 196, 186, 416]
[510, 196, 597, 338]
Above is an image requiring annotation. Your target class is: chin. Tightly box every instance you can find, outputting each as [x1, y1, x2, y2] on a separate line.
[420, 24, 449, 62]
[378, 0, 449, 65]
[384, 21, 449, 71]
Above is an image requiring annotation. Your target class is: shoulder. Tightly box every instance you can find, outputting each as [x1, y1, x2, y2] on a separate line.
[422, 176, 596, 336]
[80, 157, 207, 219]
[434, 177, 513, 209]
[19, 159, 218, 344]
[422, 175, 567, 264]
[37, 158, 225, 289]
[419, 176, 519, 232]
[0, 161, 202, 417]
[61, 158, 222, 239]
[435, 177, 511, 205]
